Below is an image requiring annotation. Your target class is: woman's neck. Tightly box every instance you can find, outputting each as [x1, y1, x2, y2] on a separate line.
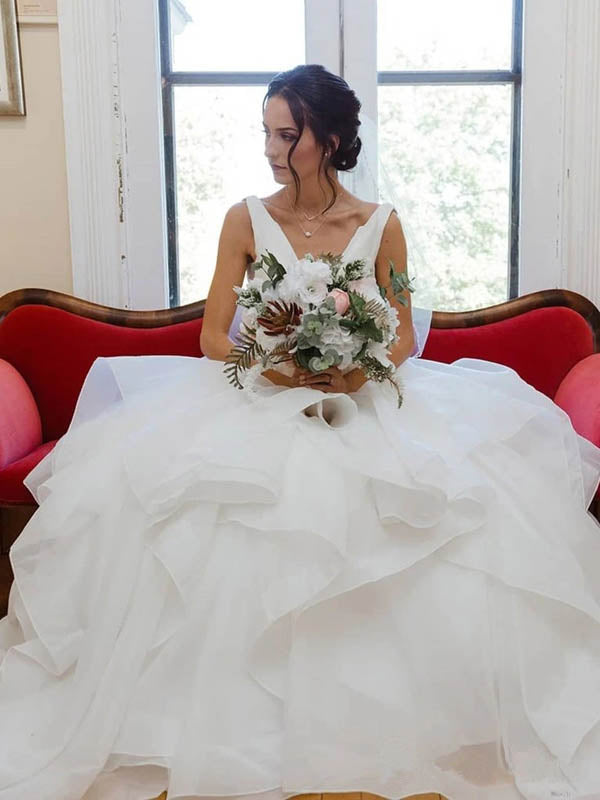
[285, 172, 350, 213]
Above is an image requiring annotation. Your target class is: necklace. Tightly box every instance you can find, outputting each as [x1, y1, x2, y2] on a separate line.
[285, 187, 339, 238]
[284, 185, 329, 222]
[299, 202, 327, 222]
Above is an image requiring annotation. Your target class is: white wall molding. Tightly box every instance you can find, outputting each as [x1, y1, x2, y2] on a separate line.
[518, 0, 600, 306]
[560, 0, 600, 308]
[57, 0, 126, 306]
[519, 0, 568, 295]
[57, 0, 168, 310]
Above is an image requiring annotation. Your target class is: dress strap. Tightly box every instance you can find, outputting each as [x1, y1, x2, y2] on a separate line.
[243, 195, 289, 267]
[345, 201, 397, 266]
[375, 203, 397, 255]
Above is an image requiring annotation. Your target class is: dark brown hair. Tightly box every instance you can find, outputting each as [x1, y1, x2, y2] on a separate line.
[263, 64, 362, 212]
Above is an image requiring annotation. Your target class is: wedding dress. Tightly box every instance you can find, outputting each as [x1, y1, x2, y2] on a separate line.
[2, 196, 600, 800]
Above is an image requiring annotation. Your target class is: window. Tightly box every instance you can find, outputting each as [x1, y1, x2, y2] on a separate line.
[378, 0, 522, 311]
[159, 0, 305, 306]
[159, 0, 522, 311]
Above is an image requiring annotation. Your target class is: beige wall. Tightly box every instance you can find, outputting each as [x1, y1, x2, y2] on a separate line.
[0, 23, 72, 298]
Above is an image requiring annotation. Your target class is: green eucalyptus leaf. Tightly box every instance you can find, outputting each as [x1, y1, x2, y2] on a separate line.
[356, 318, 384, 342]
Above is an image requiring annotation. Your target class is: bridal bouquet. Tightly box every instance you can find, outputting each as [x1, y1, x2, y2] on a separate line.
[224, 250, 414, 407]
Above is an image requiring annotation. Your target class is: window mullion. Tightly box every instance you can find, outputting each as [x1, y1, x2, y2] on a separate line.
[305, 0, 342, 74]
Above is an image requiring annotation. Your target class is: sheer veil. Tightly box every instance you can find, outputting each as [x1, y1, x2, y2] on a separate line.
[338, 111, 432, 358]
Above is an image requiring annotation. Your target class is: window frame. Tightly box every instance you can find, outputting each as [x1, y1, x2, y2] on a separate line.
[158, 0, 342, 307]
[376, 0, 523, 300]
[159, 0, 522, 307]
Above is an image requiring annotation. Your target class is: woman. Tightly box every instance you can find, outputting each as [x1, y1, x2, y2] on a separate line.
[2, 64, 600, 800]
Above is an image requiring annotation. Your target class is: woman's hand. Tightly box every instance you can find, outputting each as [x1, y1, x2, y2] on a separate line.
[260, 363, 312, 388]
[261, 363, 368, 393]
[298, 365, 350, 393]
[287, 363, 314, 388]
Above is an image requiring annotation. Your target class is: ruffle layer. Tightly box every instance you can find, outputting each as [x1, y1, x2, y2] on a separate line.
[1, 354, 600, 800]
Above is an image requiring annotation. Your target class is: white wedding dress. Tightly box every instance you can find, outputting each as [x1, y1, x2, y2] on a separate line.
[2, 196, 600, 800]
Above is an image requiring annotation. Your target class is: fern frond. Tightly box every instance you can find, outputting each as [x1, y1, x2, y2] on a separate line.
[233, 322, 259, 348]
[268, 337, 296, 355]
[363, 298, 390, 330]
[268, 337, 296, 364]
[223, 325, 266, 389]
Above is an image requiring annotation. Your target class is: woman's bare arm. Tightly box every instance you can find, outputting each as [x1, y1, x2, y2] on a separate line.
[199, 203, 250, 361]
[343, 210, 415, 393]
[199, 202, 295, 387]
[375, 210, 415, 366]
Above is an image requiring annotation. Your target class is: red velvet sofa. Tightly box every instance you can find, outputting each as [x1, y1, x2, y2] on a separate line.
[1, 286, 599, 613]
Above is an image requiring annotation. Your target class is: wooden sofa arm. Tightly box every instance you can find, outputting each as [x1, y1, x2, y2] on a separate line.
[554, 353, 600, 448]
[0, 359, 42, 468]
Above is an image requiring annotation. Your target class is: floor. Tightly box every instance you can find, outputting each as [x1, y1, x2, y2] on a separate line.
[149, 794, 446, 800]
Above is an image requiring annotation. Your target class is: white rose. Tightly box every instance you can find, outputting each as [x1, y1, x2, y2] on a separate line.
[297, 257, 332, 282]
[298, 281, 329, 306]
[293, 258, 332, 307]
[277, 272, 303, 305]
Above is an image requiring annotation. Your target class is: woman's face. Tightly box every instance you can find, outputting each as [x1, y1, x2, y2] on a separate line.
[262, 95, 338, 184]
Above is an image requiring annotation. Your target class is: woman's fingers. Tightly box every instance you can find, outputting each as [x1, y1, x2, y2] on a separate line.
[301, 371, 331, 386]
[299, 368, 344, 392]
[293, 366, 347, 391]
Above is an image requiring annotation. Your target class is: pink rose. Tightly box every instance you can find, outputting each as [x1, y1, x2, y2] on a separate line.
[328, 288, 350, 315]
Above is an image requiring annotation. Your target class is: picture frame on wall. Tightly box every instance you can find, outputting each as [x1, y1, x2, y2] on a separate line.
[16, 0, 56, 24]
[0, 0, 25, 115]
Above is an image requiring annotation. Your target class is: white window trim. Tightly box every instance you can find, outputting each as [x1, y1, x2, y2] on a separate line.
[57, 0, 600, 310]
[57, 0, 168, 310]
[559, 0, 600, 305]
[519, 0, 567, 295]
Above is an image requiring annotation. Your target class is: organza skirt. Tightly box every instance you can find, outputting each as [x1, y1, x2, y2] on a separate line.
[1, 353, 600, 800]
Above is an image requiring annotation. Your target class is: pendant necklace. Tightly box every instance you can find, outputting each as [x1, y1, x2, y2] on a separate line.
[285, 187, 334, 238]
[299, 201, 328, 222]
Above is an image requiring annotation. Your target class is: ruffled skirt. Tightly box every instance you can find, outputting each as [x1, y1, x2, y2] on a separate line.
[1, 354, 600, 800]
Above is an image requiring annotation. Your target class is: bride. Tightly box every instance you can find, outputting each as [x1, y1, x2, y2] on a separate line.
[2, 63, 600, 800]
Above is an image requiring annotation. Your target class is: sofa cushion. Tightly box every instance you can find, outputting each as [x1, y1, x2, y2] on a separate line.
[0, 439, 57, 505]
[554, 354, 600, 447]
[0, 305, 204, 442]
[421, 306, 594, 398]
[0, 359, 43, 468]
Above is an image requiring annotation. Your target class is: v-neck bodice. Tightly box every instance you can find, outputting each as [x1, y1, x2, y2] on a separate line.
[244, 194, 396, 272]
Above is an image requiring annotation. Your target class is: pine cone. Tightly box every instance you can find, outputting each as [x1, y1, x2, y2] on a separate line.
[256, 299, 302, 337]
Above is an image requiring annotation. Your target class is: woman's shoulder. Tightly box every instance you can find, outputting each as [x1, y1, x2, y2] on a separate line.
[219, 200, 256, 261]
[221, 200, 253, 237]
